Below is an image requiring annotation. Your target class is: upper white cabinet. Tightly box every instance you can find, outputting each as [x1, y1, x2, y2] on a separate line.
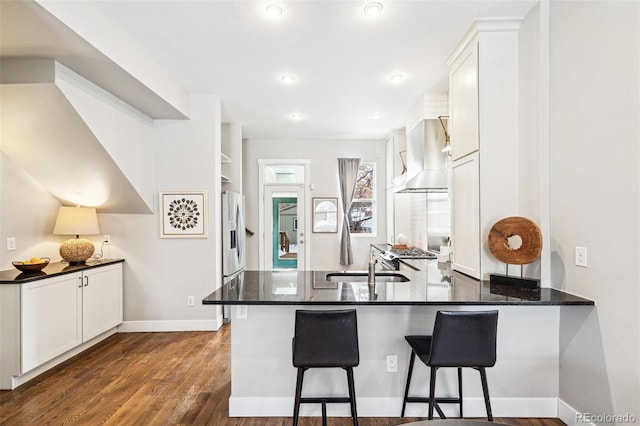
[449, 39, 479, 160]
[446, 20, 521, 279]
[385, 130, 406, 189]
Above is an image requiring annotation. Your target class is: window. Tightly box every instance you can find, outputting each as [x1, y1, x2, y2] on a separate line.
[349, 163, 375, 236]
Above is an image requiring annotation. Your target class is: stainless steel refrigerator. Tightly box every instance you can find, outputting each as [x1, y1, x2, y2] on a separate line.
[222, 191, 246, 324]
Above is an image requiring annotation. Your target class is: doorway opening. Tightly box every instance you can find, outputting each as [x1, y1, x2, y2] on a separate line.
[273, 196, 298, 269]
[259, 160, 310, 271]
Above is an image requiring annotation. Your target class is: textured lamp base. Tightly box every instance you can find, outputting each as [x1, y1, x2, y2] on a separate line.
[59, 238, 95, 265]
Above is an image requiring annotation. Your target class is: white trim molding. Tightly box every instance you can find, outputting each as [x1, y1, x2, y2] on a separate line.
[118, 318, 222, 333]
[229, 396, 559, 418]
[558, 399, 596, 426]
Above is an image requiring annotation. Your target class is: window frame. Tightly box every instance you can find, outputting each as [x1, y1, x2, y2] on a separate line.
[349, 162, 376, 237]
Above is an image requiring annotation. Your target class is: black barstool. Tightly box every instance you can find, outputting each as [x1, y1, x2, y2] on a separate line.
[292, 309, 359, 426]
[401, 310, 499, 421]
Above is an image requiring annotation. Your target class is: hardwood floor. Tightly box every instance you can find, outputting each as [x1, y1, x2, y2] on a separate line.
[0, 326, 565, 425]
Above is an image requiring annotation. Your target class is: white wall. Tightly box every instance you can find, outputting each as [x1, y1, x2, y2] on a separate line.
[230, 305, 560, 417]
[0, 153, 70, 269]
[0, 91, 223, 330]
[101, 94, 222, 331]
[549, 0, 640, 421]
[55, 62, 156, 212]
[518, 4, 544, 280]
[243, 138, 386, 271]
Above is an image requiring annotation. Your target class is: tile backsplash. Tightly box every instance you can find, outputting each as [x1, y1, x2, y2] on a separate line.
[395, 192, 450, 252]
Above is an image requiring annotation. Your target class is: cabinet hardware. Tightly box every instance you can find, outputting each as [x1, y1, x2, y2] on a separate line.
[84, 276, 89, 287]
[78, 277, 83, 288]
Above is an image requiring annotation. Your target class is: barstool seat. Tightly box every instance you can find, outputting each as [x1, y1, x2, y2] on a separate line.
[292, 309, 360, 426]
[401, 310, 499, 420]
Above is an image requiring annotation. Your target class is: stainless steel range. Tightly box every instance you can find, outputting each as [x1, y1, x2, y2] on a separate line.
[379, 246, 436, 270]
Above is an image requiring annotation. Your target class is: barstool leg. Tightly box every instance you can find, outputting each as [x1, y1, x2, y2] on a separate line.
[346, 367, 358, 426]
[293, 368, 305, 426]
[401, 350, 416, 417]
[478, 367, 493, 421]
[457, 367, 463, 418]
[428, 366, 438, 420]
[321, 400, 327, 426]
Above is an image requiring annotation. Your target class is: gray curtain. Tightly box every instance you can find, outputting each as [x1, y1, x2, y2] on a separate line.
[338, 158, 361, 265]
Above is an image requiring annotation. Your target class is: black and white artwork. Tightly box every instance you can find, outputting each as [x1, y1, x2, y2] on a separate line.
[160, 191, 208, 238]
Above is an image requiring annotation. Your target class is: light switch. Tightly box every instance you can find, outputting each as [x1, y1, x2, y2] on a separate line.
[575, 246, 587, 267]
[6, 237, 16, 251]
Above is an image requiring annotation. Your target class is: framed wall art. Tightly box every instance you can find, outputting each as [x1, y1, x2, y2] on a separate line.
[312, 197, 338, 233]
[159, 191, 208, 238]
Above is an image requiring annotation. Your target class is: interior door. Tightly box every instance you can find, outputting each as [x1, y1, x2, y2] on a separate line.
[264, 185, 305, 270]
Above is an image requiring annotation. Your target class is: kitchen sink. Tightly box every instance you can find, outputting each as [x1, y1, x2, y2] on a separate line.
[326, 272, 410, 283]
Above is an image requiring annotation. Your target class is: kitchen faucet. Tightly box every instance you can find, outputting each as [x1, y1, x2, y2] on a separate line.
[368, 258, 377, 286]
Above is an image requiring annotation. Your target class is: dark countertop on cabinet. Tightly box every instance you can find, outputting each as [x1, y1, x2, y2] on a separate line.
[202, 262, 594, 306]
[0, 259, 125, 284]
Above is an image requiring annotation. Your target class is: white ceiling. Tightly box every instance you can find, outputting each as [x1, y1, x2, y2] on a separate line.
[3, 0, 538, 140]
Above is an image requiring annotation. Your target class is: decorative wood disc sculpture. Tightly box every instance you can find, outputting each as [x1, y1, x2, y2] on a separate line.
[488, 216, 542, 265]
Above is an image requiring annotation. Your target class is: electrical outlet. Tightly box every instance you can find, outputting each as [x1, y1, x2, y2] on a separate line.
[386, 354, 398, 373]
[187, 296, 195, 306]
[236, 305, 248, 319]
[6, 237, 16, 251]
[575, 246, 588, 267]
[104, 234, 111, 245]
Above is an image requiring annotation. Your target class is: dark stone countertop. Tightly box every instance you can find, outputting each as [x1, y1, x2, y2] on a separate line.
[202, 261, 594, 306]
[0, 259, 125, 284]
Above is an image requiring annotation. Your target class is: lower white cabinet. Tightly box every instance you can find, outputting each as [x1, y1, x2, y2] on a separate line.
[451, 152, 480, 278]
[21, 274, 83, 373]
[1, 262, 122, 389]
[82, 265, 123, 342]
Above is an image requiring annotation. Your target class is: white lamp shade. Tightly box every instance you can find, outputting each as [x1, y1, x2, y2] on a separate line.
[53, 206, 100, 236]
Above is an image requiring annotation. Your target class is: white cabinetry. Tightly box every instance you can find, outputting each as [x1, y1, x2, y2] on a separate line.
[449, 39, 479, 160]
[81, 265, 123, 341]
[446, 20, 521, 279]
[21, 274, 82, 373]
[385, 130, 406, 189]
[385, 130, 406, 243]
[1, 262, 123, 389]
[451, 152, 480, 277]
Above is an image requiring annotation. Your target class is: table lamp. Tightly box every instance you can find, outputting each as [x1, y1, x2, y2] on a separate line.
[53, 206, 100, 265]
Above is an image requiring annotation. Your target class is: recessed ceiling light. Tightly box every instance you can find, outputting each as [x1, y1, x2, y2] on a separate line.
[370, 113, 384, 120]
[289, 113, 304, 121]
[265, 3, 283, 17]
[364, 2, 383, 16]
[281, 74, 297, 84]
[389, 73, 405, 83]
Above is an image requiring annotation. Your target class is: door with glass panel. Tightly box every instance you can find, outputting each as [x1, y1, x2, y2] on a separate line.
[265, 186, 305, 270]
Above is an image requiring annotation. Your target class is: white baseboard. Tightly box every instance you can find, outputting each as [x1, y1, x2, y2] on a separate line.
[558, 399, 596, 426]
[118, 317, 223, 332]
[229, 396, 559, 418]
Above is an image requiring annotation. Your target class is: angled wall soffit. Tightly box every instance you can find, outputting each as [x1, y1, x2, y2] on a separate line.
[1, 59, 153, 214]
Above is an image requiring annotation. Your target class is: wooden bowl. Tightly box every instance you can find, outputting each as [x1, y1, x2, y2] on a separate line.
[12, 258, 50, 272]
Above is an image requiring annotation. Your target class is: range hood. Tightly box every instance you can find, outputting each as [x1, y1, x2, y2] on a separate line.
[396, 118, 449, 193]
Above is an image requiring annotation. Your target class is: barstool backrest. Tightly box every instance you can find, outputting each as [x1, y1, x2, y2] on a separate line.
[293, 309, 359, 368]
[428, 310, 498, 368]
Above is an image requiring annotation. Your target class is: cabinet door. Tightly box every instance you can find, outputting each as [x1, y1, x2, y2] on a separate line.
[21, 273, 82, 373]
[82, 264, 123, 342]
[450, 40, 479, 160]
[451, 152, 480, 278]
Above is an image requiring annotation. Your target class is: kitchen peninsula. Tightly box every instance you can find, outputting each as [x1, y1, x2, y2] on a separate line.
[203, 262, 593, 419]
